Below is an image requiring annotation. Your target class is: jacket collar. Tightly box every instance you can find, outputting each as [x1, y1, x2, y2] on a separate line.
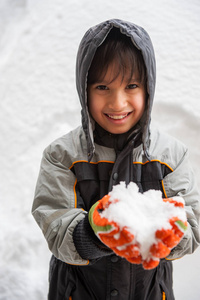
[94, 122, 142, 155]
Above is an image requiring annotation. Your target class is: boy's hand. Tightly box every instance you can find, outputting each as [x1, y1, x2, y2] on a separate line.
[88, 195, 142, 263]
[155, 197, 187, 249]
[142, 198, 188, 269]
[89, 193, 187, 269]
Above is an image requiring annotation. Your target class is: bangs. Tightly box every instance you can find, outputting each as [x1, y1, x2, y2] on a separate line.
[87, 27, 146, 86]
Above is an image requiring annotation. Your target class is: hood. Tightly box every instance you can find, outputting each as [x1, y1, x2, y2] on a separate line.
[76, 19, 156, 161]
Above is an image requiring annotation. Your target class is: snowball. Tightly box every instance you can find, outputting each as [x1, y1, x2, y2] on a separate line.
[101, 182, 187, 260]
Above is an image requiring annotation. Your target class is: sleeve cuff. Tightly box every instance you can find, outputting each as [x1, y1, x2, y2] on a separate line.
[73, 214, 112, 260]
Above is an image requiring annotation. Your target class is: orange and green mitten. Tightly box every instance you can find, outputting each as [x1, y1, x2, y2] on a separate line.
[88, 182, 188, 269]
[142, 197, 188, 269]
[88, 194, 142, 263]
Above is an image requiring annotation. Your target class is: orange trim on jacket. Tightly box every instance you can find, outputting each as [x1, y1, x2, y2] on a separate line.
[69, 159, 115, 169]
[133, 159, 174, 172]
[70, 159, 174, 172]
[162, 291, 166, 299]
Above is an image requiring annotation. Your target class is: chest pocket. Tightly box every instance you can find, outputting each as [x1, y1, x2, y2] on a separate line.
[71, 161, 114, 211]
[132, 160, 173, 196]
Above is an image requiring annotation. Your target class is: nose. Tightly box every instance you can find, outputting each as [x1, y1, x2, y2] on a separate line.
[107, 90, 127, 111]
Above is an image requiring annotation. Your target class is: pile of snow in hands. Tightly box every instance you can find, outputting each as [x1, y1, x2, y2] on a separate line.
[101, 182, 187, 261]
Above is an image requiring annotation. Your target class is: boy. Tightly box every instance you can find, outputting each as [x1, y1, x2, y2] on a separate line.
[32, 19, 200, 300]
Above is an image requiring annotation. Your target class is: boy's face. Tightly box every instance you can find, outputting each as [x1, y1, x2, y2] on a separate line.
[88, 64, 146, 134]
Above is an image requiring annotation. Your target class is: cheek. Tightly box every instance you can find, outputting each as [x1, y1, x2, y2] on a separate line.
[88, 99, 96, 116]
[88, 95, 101, 119]
[133, 96, 146, 116]
[138, 92, 146, 114]
[140, 100, 146, 115]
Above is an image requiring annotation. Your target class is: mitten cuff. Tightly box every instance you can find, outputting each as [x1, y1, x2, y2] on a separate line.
[73, 214, 112, 260]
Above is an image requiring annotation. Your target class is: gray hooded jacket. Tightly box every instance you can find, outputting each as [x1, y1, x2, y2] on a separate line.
[32, 19, 200, 300]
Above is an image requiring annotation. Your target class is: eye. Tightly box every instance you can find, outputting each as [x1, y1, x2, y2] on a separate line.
[126, 83, 138, 89]
[96, 85, 108, 90]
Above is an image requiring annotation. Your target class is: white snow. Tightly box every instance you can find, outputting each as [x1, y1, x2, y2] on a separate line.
[0, 0, 200, 299]
[102, 182, 187, 260]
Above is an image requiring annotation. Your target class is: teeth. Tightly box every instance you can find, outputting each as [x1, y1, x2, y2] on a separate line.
[107, 114, 128, 120]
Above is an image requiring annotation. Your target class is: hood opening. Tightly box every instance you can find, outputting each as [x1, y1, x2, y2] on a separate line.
[76, 19, 156, 161]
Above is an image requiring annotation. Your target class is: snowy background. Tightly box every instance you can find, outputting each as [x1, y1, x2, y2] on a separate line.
[0, 0, 200, 299]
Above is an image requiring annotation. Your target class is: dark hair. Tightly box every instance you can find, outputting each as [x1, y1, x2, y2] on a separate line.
[87, 27, 147, 86]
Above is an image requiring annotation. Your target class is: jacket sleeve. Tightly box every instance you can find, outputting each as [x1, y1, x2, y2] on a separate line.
[163, 148, 200, 260]
[32, 144, 111, 265]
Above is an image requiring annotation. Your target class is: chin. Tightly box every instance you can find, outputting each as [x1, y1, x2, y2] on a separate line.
[106, 128, 129, 135]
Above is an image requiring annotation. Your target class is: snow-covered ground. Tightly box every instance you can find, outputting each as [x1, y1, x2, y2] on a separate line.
[0, 0, 200, 299]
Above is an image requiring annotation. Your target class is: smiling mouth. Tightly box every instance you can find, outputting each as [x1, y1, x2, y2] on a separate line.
[106, 113, 131, 120]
